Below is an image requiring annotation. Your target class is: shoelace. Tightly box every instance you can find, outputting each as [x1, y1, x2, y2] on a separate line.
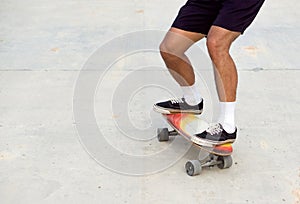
[170, 98, 184, 104]
[206, 123, 223, 135]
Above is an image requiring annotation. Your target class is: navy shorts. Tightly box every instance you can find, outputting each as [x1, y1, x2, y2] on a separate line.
[172, 0, 265, 34]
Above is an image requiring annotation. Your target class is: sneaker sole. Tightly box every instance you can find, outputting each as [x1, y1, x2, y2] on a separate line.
[153, 104, 203, 115]
[191, 135, 235, 146]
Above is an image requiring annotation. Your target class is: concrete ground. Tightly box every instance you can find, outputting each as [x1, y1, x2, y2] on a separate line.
[0, 0, 299, 203]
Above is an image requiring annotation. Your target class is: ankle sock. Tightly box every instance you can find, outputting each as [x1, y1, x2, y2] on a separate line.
[181, 83, 202, 106]
[218, 101, 236, 133]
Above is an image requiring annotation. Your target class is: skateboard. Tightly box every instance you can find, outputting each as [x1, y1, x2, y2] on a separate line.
[157, 113, 233, 176]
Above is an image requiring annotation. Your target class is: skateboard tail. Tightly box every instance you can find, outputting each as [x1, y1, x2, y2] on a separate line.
[213, 143, 233, 154]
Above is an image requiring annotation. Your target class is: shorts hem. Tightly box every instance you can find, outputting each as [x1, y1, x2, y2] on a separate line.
[171, 24, 208, 35]
[212, 23, 244, 34]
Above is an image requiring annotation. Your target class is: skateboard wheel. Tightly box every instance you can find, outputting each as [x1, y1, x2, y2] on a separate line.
[185, 160, 202, 176]
[217, 156, 233, 169]
[157, 128, 169, 142]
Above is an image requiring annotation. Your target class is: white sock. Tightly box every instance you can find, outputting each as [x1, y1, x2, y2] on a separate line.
[217, 102, 236, 133]
[181, 83, 202, 106]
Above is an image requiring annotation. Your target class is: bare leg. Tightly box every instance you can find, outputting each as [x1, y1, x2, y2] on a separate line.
[159, 28, 205, 86]
[206, 26, 240, 102]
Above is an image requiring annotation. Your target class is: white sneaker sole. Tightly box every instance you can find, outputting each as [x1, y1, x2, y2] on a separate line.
[191, 135, 235, 147]
[153, 104, 203, 115]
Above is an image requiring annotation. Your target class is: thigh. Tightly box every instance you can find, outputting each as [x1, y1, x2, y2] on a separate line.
[160, 27, 205, 54]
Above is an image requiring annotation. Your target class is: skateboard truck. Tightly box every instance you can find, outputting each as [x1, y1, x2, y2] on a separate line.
[185, 154, 233, 176]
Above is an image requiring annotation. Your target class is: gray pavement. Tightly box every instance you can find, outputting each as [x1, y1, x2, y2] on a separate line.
[0, 0, 300, 203]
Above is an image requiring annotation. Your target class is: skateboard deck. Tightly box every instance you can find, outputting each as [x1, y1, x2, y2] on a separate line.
[162, 113, 233, 156]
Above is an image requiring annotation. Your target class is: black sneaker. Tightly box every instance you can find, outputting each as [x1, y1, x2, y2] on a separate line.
[153, 98, 203, 114]
[191, 123, 237, 146]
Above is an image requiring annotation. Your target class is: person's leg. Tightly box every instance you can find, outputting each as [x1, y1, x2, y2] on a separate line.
[191, 26, 240, 146]
[207, 26, 240, 134]
[159, 27, 205, 86]
[153, 28, 206, 114]
[153, 0, 222, 114]
[191, 0, 265, 146]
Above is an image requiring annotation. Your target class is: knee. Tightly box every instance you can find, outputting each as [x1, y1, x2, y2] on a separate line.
[159, 41, 181, 61]
[206, 37, 228, 59]
[159, 42, 169, 60]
